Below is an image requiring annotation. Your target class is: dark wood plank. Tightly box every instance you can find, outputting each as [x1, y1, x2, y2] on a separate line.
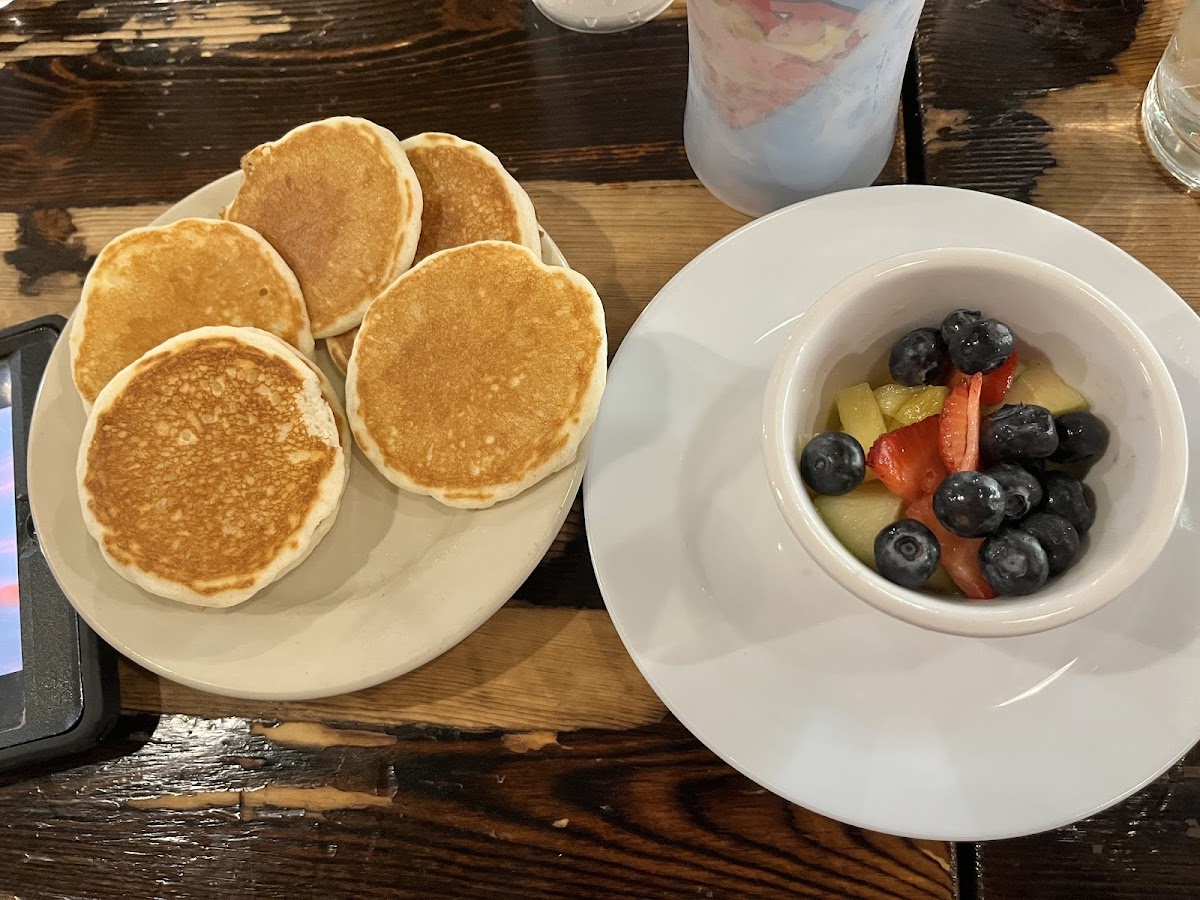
[974, 745, 1200, 900]
[914, 0, 1145, 203]
[915, 0, 1200, 315]
[0, 714, 952, 900]
[1, 0, 697, 206]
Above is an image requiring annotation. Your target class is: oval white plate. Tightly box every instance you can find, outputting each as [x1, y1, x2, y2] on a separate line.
[29, 173, 586, 700]
[585, 184, 1200, 841]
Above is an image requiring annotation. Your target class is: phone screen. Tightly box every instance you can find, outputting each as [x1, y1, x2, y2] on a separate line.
[0, 403, 18, 679]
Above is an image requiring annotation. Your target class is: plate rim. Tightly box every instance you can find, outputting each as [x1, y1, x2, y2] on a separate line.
[584, 183, 1200, 840]
[29, 173, 586, 701]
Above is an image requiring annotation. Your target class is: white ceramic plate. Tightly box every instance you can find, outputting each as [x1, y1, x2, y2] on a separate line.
[29, 172, 586, 701]
[585, 184, 1200, 841]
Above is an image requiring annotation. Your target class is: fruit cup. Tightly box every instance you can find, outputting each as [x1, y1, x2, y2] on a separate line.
[762, 248, 1187, 637]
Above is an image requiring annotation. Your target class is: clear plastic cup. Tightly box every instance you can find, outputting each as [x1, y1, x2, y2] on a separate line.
[532, 0, 674, 33]
[684, 0, 925, 216]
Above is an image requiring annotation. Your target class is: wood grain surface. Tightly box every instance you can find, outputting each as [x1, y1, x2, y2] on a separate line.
[0, 714, 952, 900]
[972, 745, 1200, 900]
[0, 180, 756, 348]
[1, 0, 695, 203]
[118, 608, 667, 732]
[917, 0, 1200, 895]
[916, 0, 1200, 312]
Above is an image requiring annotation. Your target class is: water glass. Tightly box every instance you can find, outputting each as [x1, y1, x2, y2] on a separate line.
[1143, 0, 1200, 190]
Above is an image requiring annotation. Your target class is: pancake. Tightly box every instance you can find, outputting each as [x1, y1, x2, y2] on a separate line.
[326, 327, 356, 377]
[346, 241, 606, 509]
[70, 217, 314, 409]
[225, 117, 423, 339]
[400, 132, 540, 263]
[78, 326, 346, 607]
[323, 132, 540, 376]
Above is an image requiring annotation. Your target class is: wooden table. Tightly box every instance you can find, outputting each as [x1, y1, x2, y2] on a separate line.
[0, 0, 1196, 896]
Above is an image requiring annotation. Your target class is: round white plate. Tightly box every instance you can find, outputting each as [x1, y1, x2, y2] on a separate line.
[585, 184, 1200, 841]
[29, 173, 585, 701]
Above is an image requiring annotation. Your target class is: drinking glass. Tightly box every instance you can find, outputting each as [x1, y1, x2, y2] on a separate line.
[1143, 0, 1200, 190]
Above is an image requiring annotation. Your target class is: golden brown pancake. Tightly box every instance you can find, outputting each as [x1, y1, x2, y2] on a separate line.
[323, 133, 540, 376]
[225, 117, 423, 338]
[400, 132, 539, 263]
[326, 327, 356, 377]
[70, 217, 313, 408]
[78, 327, 346, 607]
[345, 241, 606, 508]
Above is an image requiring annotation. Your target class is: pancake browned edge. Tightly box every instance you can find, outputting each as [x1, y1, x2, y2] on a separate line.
[324, 132, 540, 377]
[225, 117, 423, 339]
[70, 217, 314, 410]
[254, 331, 352, 557]
[77, 326, 346, 607]
[346, 241, 606, 509]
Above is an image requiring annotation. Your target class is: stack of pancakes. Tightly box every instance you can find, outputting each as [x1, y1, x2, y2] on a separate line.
[73, 117, 607, 607]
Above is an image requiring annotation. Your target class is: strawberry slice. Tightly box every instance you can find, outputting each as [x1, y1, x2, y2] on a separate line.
[946, 350, 1019, 406]
[907, 495, 995, 600]
[980, 350, 1019, 405]
[939, 372, 983, 472]
[866, 416, 948, 503]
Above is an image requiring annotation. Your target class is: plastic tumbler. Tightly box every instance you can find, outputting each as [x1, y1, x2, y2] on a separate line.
[684, 0, 925, 216]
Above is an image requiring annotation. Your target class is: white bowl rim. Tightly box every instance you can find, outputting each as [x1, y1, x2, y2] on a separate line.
[762, 246, 1189, 638]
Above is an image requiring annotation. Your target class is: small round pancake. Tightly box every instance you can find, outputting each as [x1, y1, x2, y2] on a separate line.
[225, 117, 423, 339]
[78, 326, 346, 607]
[400, 131, 540, 262]
[346, 241, 607, 509]
[70, 217, 314, 409]
[326, 327, 356, 377]
[323, 133, 540, 376]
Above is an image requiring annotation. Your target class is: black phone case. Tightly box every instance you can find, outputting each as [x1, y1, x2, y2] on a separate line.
[0, 316, 119, 773]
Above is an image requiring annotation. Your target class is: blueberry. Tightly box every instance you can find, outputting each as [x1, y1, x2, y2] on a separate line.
[981, 404, 1059, 462]
[874, 519, 941, 588]
[941, 308, 982, 346]
[1083, 483, 1097, 524]
[1018, 512, 1081, 576]
[979, 529, 1050, 596]
[1021, 458, 1048, 479]
[889, 328, 950, 386]
[800, 432, 865, 496]
[986, 463, 1044, 520]
[933, 471, 1006, 537]
[1050, 411, 1110, 464]
[1042, 472, 1095, 534]
[948, 318, 1015, 374]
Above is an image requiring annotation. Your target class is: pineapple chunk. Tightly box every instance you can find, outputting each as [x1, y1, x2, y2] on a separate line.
[874, 384, 923, 418]
[894, 386, 950, 426]
[1005, 362, 1089, 415]
[836, 382, 888, 457]
[813, 482, 906, 567]
[925, 566, 959, 596]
